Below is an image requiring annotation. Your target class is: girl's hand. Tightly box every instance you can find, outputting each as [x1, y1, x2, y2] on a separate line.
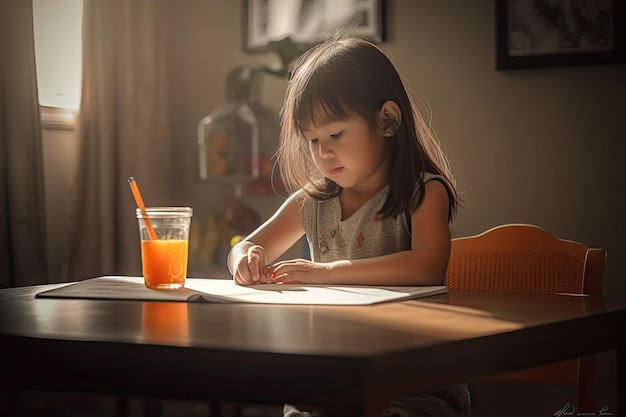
[267, 259, 338, 284]
[231, 243, 270, 286]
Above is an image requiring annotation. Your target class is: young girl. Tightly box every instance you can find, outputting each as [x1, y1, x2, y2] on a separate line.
[227, 33, 470, 416]
[228, 32, 458, 287]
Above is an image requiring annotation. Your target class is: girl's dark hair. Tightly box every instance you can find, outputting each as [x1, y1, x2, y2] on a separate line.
[278, 33, 458, 220]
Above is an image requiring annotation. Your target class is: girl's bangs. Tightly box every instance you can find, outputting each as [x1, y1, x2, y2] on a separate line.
[295, 94, 351, 135]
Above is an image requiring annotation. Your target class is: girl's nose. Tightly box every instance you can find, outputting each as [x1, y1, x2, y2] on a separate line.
[319, 141, 334, 158]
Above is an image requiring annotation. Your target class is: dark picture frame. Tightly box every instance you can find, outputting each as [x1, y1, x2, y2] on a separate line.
[243, 0, 385, 52]
[495, 0, 626, 70]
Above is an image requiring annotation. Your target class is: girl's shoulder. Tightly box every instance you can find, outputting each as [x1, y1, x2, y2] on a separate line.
[422, 171, 443, 184]
[411, 172, 453, 203]
[415, 172, 447, 193]
[288, 189, 320, 213]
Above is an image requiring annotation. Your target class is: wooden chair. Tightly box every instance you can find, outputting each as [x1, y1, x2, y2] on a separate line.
[446, 223, 606, 411]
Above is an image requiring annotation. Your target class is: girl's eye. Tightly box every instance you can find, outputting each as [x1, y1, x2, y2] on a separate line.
[308, 138, 319, 145]
[330, 131, 343, 139]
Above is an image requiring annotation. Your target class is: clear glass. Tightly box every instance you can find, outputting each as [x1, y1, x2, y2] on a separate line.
[136, 207, 193, 289]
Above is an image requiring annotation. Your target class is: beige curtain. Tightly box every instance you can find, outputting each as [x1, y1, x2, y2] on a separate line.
[65, 0, 170, 281]
[0, 0, 49, 288]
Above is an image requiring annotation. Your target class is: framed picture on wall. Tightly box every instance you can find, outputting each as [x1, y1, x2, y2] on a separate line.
[243, 0, 385, 52]
[495, 0, 626, 70]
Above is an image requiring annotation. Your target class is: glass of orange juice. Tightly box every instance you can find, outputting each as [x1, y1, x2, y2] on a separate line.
[136, 207, 193, 289]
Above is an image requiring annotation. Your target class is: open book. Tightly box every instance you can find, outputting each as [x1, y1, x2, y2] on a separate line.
[36, 276, 448, 306]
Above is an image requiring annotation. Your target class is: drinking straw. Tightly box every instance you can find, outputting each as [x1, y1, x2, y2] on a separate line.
[128, 177, 158, 241]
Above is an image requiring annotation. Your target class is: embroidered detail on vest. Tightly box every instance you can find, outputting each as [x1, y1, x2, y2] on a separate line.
[319, 240, 329, 254]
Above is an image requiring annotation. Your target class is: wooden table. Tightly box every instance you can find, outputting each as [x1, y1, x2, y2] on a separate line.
[0, 283, 624, 417]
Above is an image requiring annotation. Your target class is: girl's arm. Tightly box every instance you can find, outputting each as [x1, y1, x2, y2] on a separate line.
[227, 192, 306, 285]
[269, 181, 451, 286]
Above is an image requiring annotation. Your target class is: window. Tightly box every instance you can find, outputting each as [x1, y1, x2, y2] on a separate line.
[32, 0, 82, 127]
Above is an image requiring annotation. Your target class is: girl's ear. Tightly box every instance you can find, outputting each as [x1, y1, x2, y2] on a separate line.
[379, 100, 402, 137]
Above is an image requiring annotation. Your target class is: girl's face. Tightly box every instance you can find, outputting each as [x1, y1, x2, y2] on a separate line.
[303, 112, 389, 192]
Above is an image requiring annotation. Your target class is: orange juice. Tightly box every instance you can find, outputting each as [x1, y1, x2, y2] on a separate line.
[141, 239, 188, 289]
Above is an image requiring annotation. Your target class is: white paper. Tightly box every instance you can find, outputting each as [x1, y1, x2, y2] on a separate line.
[36, 276, 448, 306]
